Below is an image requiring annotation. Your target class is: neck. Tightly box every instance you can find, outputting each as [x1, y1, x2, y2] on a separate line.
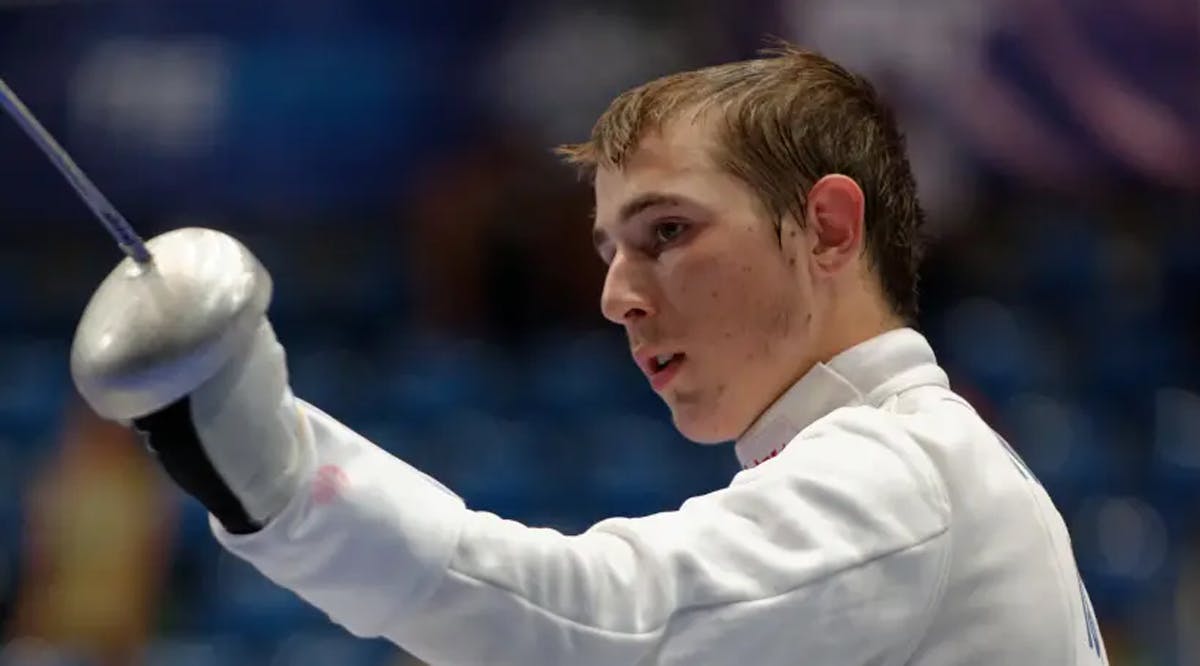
[734, 326, 945, 468]
[738, 300, 903, 441]
[812, 293, 907, 379]
[839, 315, 905, 356]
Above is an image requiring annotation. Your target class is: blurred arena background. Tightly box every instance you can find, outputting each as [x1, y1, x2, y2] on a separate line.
[0, 1, 1197, 664]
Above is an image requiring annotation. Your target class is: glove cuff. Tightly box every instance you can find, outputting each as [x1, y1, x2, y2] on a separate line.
[132, 320, 313, 530]
[134, 398, 263, 534]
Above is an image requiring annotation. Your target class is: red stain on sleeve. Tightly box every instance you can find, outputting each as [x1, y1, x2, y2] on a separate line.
[312, 464, 349, 505]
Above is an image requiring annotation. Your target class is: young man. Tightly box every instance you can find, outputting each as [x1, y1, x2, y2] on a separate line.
[71, 46, 1109, 664]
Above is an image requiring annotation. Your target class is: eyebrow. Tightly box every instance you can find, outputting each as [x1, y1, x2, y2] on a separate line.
[617, 192, 685, 223]
[591, 192, 687, 253]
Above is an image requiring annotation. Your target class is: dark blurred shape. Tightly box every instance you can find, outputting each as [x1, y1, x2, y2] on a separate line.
[1177, 530, 1200, 666]
[401, 130, 600, 342]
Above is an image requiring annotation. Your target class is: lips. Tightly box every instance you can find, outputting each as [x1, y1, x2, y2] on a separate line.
[635, 350, 686, 390]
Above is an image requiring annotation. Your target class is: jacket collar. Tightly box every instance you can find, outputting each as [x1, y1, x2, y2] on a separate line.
[734, 327, 949, 469]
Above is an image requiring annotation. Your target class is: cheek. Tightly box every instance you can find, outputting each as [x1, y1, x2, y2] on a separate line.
[670, 251, 801, 360]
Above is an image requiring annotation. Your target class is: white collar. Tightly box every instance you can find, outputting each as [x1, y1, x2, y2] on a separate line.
[734, 327, 949, 469]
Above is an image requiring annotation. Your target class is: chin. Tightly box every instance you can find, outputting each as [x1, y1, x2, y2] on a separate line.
[670, 409, 737, 445]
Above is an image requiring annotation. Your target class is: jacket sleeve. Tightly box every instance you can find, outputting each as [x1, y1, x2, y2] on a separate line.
[214, 401, 952, 666]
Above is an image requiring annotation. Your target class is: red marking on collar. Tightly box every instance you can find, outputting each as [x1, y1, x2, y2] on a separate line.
[746, 442, 789, 469]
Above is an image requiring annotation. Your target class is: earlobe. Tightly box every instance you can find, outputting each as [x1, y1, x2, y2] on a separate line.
[806, 175, 865, 273]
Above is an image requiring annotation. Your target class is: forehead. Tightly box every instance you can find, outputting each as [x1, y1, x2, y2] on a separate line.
[593, 115, 727, 224]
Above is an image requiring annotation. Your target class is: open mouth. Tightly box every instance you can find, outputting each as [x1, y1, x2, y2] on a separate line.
[651, 353, 683, 372]
[647, 352, 685, 389]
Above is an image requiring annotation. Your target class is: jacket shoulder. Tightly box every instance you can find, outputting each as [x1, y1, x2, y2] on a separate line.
[775, 404, 953, 524]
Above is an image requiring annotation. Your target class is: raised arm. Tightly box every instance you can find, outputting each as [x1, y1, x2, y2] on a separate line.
[73, 228, 951, 666]
[212, 390, 950, 666]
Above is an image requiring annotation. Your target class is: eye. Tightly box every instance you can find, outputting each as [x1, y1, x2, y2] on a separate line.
[653, 220, 687, 245]
[598, 246, 615, 266]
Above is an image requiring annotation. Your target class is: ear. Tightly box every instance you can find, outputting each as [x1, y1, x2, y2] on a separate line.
[804, 174, 865, 276]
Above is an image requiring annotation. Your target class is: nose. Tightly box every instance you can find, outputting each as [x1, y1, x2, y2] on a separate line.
[600, 252, 656, 324]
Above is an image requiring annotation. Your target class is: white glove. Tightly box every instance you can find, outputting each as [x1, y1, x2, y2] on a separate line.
[70, 227, 311, 533]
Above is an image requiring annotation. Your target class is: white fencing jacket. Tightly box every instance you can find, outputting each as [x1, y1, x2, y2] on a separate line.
[215, 328, 1109, 665]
